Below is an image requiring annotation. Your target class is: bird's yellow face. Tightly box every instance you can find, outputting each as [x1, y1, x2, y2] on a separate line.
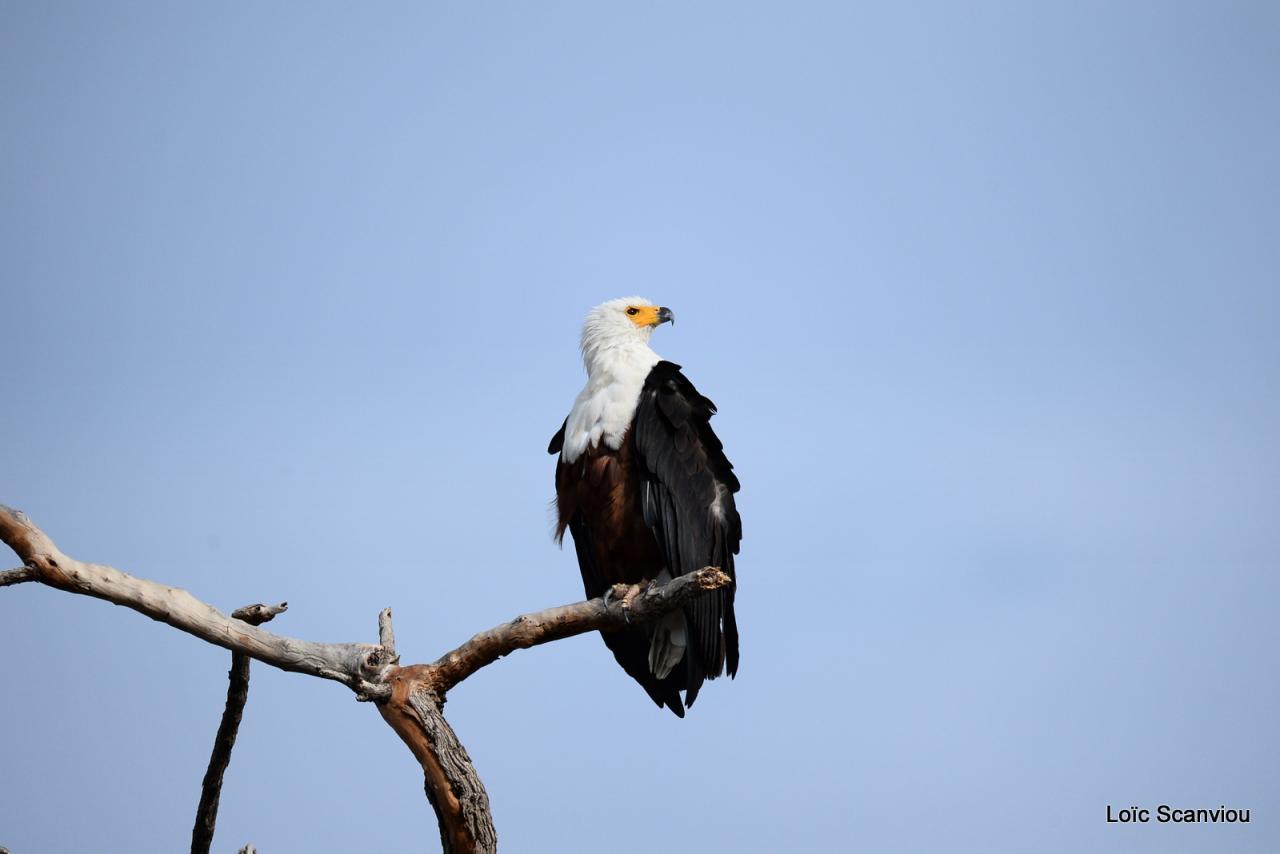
[624, 304, 675, 328]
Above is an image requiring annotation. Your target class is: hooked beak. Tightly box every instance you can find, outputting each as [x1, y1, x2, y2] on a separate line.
[657, 306, 674, 326]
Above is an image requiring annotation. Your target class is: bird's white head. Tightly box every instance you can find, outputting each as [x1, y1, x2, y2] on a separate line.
[580, 296, 674, 375]
[563, 297, 675, 460]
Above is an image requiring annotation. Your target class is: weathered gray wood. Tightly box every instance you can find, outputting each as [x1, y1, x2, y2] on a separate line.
[191, 603, 288, 854]
[379, 607, 397, 653]
[0, 566, 35, 586]
[0, 503, 730, 854]
[430, 570, 733, 692]
[375, 570, 731, 853]
[0, 505, 389, 699]
[232, 602, 289, 625]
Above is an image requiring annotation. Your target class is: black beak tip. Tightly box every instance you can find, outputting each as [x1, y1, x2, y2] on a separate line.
[658, 306, 675, 325]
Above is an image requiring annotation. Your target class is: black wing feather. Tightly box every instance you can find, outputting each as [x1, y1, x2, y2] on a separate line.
[632, 361, 741, 705]
[548, 419, 567, 455]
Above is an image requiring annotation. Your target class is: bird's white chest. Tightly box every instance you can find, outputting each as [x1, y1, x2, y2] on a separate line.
[561, 348, 659, 463]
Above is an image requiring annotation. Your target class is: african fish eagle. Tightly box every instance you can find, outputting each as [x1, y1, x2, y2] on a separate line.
[549, 297, 740, 716]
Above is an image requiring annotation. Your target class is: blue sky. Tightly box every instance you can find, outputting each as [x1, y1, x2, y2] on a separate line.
[2, 2, 1277, 852]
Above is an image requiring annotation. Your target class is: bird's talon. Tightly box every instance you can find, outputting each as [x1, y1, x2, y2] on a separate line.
[604, 583, 631, 610]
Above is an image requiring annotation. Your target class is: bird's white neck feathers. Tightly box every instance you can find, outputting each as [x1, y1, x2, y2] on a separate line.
[561, 297, 662, 463]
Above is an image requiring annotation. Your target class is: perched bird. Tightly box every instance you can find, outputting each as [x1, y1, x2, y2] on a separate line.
[549, 297, 740, 716]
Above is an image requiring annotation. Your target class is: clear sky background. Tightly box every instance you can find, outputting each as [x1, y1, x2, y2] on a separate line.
[2, 3, 1277, 852]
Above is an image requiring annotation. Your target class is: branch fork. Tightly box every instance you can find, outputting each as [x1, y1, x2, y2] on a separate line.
[0, 504, 732, 854]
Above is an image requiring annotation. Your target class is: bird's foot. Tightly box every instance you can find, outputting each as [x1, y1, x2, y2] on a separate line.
[605, 583, 643, 624]
[603, 583, 626, 609]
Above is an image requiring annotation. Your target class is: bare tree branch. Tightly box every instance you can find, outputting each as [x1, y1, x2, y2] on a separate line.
[0, 504, 390, 699]
[380, 668, 497, 853]
[1, 566, 35, 587]
[376, 570, 731, 853]
[232, 602, 290, 625]
[0, 503, 731, 854]
[191, 602, 288, 854]
[379, 606, 397, 653]
[430, 571, 732, 693]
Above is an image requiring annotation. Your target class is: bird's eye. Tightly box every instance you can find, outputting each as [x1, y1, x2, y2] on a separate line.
[626, 307, 639, 316]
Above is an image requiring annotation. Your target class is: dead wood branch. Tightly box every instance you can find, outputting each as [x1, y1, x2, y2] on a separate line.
[0, 504, 732, 854]
[0, 505, 390, 699]
[430, 572, 732, 692]
[0, 566, 35, 587]
[191, 602, 288, 854]
[379, 606, 398, 659]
